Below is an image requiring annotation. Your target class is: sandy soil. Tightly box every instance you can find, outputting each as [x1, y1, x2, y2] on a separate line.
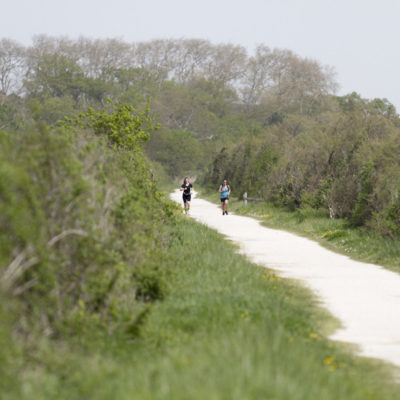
[172, 190, 400, 368]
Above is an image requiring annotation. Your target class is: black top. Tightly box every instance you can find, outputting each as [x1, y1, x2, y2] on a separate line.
[181, 183, 193, 195]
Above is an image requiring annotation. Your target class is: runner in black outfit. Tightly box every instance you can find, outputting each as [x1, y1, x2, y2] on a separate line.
[180, 177, 193, 215]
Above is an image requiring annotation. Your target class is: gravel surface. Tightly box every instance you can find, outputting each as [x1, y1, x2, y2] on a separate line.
[172, 190, 400, 367]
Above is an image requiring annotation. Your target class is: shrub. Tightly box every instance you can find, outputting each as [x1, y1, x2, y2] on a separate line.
[0, 103, 175, 341]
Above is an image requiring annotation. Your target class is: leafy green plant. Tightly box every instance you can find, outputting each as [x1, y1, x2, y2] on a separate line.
[68, 101, 159, 150]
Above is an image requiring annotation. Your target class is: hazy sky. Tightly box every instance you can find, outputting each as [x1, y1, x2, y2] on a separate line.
[2, 0, 400, 110]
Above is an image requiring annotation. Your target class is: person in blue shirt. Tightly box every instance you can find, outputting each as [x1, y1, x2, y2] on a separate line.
[218, 179, 231, 215]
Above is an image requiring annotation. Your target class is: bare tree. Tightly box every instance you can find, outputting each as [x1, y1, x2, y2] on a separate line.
[240, 44, 275, 114]
[0, 39, 26, 101]
[274, 55, 337, 114]
[256, 49, 338, 115]
[200, 43, 247, 88]
[75, 37, 133, 78]
[168, 39, 213, 83]
[134, 39, 177, 83]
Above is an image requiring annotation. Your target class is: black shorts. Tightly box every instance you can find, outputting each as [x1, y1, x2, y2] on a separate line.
[183, 194, 191, 203]
[220, 197, 229, 202]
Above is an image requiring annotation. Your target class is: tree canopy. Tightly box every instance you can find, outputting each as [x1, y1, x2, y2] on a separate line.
[0, 35, 399, 236]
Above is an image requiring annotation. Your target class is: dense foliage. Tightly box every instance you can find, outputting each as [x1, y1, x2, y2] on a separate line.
[1, 34, 400, 397]
[0, 102, 179, 394]
[1, 36, 399, 235]
[204, 95, 400, 236]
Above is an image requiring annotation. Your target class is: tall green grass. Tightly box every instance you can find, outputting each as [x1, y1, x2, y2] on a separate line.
[9, 215, 400, 399]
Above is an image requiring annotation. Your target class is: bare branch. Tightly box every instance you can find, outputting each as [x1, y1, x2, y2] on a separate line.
[1, 248, 39, 291]
[47, 229, 89, 247]
[12, 278, 39, 296]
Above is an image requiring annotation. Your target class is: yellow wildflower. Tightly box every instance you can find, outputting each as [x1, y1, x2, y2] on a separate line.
[323, 355, 335, 365]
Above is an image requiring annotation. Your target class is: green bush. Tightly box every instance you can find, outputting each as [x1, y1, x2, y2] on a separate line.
[0, 103, 174, 344]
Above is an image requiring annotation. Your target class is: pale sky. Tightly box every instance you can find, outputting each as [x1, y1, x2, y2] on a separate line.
[2, 0, 400, 111]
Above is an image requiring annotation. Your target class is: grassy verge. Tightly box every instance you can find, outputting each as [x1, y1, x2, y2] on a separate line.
[198, 187, 400, 274]
[8, 212, 400, 399]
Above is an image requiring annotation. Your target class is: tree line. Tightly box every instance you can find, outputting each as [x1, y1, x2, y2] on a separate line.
[1, 35, 336, 123]
[0, 35, 339, 175]
[1, 36, 400, 237]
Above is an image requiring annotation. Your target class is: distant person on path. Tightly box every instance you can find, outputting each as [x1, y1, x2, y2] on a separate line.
[219, 179, 231, 215]
[180, 177, 193, 215]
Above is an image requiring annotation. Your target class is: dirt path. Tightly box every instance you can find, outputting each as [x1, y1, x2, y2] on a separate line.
[172, 190, 400, 368]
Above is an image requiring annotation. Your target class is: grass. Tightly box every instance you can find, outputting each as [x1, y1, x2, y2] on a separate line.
[198, 187, 400, 274]
[6, 211, 400, 399]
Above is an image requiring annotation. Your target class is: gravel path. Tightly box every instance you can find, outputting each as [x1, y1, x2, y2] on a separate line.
[172, 190, 400, 368]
